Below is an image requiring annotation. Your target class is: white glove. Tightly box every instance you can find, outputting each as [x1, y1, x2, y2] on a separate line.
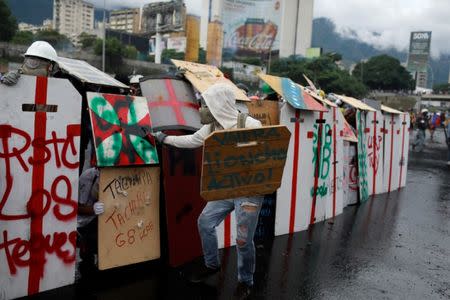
[93, 202, 105, 215]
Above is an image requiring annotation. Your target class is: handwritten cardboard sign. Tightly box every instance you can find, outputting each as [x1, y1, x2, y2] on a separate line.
[0, 76, 81, 299]
[200, 126, 291, 201]
[98, 167, 160, 270]
[246, 100, 280, 126]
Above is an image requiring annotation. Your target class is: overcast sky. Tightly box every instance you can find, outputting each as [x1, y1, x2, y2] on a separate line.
[90, 0, 450, 57]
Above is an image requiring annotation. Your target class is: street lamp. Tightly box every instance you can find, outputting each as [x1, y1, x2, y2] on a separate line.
[102, 0, 106, 72]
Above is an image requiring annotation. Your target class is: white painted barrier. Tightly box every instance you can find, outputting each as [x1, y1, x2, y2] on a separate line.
[0, 76, 81, 299]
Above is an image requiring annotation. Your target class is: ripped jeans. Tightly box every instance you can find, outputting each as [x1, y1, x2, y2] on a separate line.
[197, 196, 263, 285]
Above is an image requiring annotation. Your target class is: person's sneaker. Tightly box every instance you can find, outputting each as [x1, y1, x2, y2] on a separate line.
[187, 263, 220, 283]
[233, 282, 252, 300]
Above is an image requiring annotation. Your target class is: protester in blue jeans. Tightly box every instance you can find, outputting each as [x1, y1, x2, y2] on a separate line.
[412, 109, 429, 152]
[153, 83, 263, 297]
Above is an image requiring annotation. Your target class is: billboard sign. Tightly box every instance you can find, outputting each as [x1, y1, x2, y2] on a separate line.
[407, 31, 432, 73]
[222, 0, 282, 58]
[167, 37, 187, 53]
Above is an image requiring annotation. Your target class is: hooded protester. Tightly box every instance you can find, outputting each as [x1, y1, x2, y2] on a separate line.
[0, 41, 58, 86]
[154, 83, 263, 297]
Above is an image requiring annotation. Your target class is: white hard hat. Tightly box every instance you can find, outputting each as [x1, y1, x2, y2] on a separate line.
[130, 75, 143, 84]
[25, 41, 58, 62]
[421, 108, 429, 113]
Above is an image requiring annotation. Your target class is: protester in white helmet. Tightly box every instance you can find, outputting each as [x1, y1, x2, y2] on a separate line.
[129, 74, 143, 96]
[0, 41, 58, 86]
[153, 83, 263, 297]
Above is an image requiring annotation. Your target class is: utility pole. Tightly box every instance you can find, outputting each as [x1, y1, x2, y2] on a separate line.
[102, 0, 106, 72]
[155, 13, 162, 64]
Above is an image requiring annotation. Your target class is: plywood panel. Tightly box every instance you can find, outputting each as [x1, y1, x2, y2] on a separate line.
[98, 167, 160, 270]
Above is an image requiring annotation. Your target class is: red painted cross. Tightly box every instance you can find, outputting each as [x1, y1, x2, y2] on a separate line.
[147, 79, 199, 126]
[28, 76, 48, 295]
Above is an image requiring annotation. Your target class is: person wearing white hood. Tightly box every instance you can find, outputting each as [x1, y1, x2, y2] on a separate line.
[154, 83, 263, 295]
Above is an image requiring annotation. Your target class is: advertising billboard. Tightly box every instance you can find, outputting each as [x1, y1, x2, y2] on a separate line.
[222, 0, 282, 59]
[407, 31, 432, 73]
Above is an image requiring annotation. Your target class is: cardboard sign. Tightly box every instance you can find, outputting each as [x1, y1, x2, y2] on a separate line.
[171, 59, 249, 101]
[0, 76, 81, 299]
[200, 126, 291, 201]
[98, 167, 160, 270]
[140, 77, 202, 132]
[87, 93, 159, 167]
[246, 100, 280, 126]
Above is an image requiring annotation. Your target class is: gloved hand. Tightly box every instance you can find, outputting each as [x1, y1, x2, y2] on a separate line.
[93, 202, 105, 215]
[152, 131, 167, 144]
[1, 71, 21, 86]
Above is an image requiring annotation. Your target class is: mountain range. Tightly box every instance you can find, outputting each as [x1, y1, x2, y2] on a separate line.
[6, 1, 449, 85]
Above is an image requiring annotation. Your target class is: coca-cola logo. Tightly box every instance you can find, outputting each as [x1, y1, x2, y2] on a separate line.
[226, 31, 276, 52]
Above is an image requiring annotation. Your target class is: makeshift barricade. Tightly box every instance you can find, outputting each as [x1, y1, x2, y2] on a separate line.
[140, 77, 202, 132]
[380, 105, 409, 192]
[0, 76, 82, 299]
[343, 141, 359, 206]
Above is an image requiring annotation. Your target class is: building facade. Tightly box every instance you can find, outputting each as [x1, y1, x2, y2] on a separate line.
[141, 0, 186, 36]
[53, 0, 94, 39]
[109, 8, 141, 34]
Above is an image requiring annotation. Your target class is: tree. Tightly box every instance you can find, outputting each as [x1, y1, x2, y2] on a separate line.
[353, 55, 414, 91]
[270, 55, 368, 98]
[34, 29, 71, 50]
[198, 47, 206, 64]
[11, 30, 34, 45]
[94, 37, 125, 73]
[78, 32, 98, 49]
[123, 45, 138, 59]
[433, 83, 450, 94]
[161, 49, 185, 64]
[0, 0, 17, 41]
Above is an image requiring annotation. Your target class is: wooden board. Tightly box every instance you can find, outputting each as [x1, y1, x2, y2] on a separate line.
[98, 167, 160, 270]
[171, 59, 249, 101]
[0, 76, 81, 299]
[246, 100, 280, 126]
[200, 126, 291, 201]
[398, 114, 410, 188]
[343, 141, 359, 206]
[382, 113, 402, 193]
[381, 105, 403, 114]
[87, 92, 159, 167]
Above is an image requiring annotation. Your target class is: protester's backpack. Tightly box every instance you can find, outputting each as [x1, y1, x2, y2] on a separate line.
[417, 117, 427, 130]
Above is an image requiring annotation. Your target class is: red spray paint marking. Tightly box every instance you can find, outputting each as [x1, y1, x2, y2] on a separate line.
[388, 114, 394, 193]
[332, 107, 337, 217]
[147, 79, 199, 126]
[398, 114, 406, 188]
[310, 111, 324, 225]
[289, 110, 301, 233]
[372, 112, 377, 196]
[224, 215, 231, 248]
[28, 76, 48, 295]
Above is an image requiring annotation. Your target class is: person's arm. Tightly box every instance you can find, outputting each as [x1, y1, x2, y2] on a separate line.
[164, 124, 211, 148]
[78, 204, 95, 215]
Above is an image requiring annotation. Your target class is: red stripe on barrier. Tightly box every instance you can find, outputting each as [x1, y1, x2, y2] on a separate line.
[399, 114, 406, 188]
[28, 76, 48, 295]
[388, 114, 394, 193]
[372, 112, 377, 196]
[332, 107, 337, 217]
[310, 111, 324, 225]
[289, 110, 301, 234]
[162, 79, 194, 126]
[224, 214, 231, 248]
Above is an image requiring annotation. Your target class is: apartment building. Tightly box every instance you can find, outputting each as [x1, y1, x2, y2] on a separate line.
[109, 8, 141, 34]
[53, 0, 95, 39]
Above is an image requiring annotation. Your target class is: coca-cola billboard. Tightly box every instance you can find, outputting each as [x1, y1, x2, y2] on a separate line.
[222, 0, 281, 58]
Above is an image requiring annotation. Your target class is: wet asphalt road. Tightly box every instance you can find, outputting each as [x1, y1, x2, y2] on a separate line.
[24, 130, 450, 300]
